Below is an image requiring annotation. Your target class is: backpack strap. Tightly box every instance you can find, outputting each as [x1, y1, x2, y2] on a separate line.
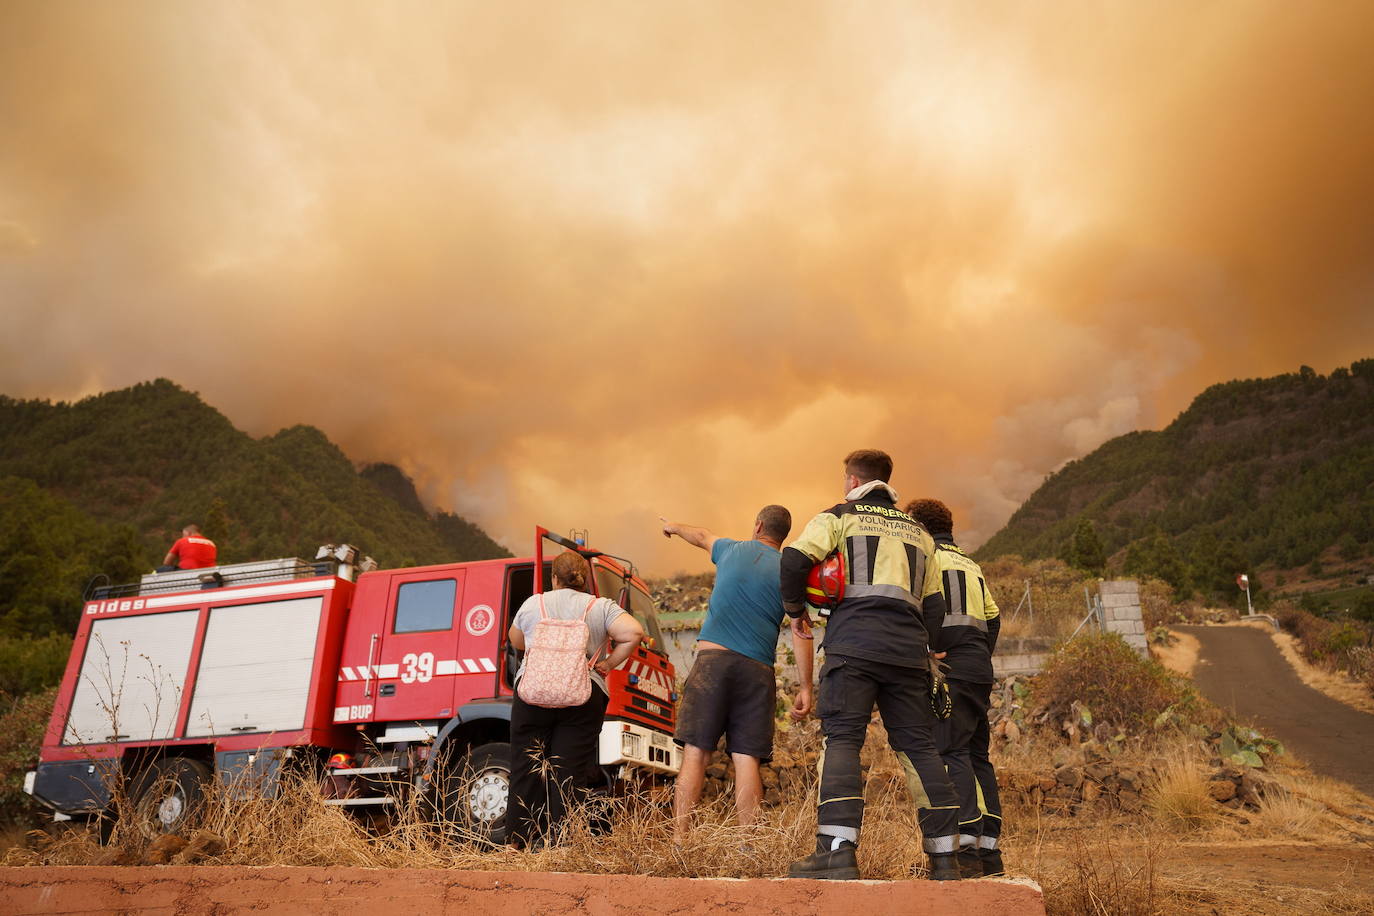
[581, 596, 608, 669]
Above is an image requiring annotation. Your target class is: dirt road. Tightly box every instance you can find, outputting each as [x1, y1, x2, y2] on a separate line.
[1178, 623, 1374, 795]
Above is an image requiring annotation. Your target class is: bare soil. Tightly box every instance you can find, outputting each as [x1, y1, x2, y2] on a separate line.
[1153, 629, 1201, 676]
[1034, 838, 1374, 914]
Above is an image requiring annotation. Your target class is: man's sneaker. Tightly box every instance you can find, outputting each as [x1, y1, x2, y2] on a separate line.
[788, 841, 860, 880]
[957, 844, 983, 878]
[927, 852, 962, 881]
[979, 847, 1005, 877]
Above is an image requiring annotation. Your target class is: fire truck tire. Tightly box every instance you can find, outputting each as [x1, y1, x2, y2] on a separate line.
[455, 742, 511, 844]
[131, 757, 211, 836]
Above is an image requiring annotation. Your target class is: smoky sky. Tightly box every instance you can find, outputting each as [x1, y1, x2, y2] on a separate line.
[2, 1, 1372, 574]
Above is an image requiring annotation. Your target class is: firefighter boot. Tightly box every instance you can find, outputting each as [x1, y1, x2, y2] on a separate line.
[957, 843, 983, 878]
[979, 847, 1005, 877]
[788, 836, 861, 880]
[927, 852, 962, 881]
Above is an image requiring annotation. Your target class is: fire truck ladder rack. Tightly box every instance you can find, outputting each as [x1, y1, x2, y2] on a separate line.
[86, 557, 340, 601]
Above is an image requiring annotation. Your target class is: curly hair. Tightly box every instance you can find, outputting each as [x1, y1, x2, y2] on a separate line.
[552, 551, 590, 591]
[904, 498, 954, 534]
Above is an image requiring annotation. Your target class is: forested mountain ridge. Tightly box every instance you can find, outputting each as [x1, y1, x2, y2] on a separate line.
[977, 360, 1374, 602]
[0, 379, 509, 637]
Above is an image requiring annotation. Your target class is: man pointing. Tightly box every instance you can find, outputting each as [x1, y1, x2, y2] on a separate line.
[661, 505, 813, 843]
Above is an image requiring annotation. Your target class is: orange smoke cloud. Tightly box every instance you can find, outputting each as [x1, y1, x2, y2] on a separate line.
[2, 2, 1372, 573]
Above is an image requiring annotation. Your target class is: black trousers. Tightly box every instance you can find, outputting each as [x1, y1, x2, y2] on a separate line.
[935, 678, 1002, 844]
[815, 654, 960, 853]
[506, 687, 609, 847]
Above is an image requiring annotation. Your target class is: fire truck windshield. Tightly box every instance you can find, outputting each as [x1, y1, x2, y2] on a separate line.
[592, 562, 664, 651]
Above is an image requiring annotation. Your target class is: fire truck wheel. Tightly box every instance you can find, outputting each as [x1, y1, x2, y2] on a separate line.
[456, 742, 511, 844]
[131, 757, 211, 836]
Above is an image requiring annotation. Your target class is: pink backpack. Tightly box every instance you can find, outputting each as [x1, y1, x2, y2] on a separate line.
[517, 594, 599, 708]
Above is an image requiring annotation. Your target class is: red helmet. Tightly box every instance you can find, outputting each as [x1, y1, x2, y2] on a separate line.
[805, 552, 845, 613]
[326, 753, 352, 770]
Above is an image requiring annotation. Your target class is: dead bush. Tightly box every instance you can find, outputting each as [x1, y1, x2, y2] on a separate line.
[1033, 632, 1209, 732]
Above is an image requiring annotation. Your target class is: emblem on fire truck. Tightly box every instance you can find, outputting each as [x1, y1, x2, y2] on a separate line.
[464, 603, 495, 637]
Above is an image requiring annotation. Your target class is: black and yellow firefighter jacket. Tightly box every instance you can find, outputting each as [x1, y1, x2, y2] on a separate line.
[929, 531, 1000, 684]
[780, 484, 947, 669]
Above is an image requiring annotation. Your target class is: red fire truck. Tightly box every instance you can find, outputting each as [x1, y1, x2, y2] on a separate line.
[25, 528, 680, 840]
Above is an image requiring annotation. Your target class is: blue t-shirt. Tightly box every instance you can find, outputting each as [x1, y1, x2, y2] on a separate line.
[698, 538, 785, 666]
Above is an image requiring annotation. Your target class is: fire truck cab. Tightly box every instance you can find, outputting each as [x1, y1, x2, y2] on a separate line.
[26, 528, 680, 840]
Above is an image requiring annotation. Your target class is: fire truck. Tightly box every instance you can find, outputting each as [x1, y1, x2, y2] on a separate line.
[25, 528, 681, 840]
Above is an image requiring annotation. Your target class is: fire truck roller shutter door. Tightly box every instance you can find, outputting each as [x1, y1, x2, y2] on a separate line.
[64, 610, 199, 745]
[185, 596, 325, 737]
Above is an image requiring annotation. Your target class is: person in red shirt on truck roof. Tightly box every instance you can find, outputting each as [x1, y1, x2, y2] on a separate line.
[159, 525, 217, 571]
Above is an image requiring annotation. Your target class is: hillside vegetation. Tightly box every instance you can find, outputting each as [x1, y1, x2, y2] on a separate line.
[0, 379, 508, 640]
[978, 359, 1374, 605]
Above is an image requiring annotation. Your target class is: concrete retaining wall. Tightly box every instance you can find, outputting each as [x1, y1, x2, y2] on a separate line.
[0, 866, 1045, 915]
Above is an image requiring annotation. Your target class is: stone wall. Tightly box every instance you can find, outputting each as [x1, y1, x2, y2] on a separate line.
[662, 629, 1057, 685]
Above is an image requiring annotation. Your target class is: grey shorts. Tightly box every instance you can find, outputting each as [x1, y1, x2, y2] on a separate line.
[675, 648, 776, 761]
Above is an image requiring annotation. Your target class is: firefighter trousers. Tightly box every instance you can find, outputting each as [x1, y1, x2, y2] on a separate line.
[815, 654, 960, 852]
[935, 678, 1003, 848]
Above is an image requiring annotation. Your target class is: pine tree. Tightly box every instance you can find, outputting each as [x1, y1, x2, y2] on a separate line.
[1067, 518, 1106, 576]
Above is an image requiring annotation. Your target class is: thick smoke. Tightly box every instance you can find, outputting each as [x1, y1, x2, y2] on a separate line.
[2, 2, 1372, 571]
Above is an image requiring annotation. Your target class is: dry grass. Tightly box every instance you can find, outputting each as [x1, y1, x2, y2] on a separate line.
[979, 556, 1097, 641]
[7, 735, 1374, 915]
[1145, 756, 1221, 834]
[1251, 787, 1326, 839]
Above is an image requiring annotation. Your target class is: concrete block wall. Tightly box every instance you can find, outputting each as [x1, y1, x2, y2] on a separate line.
[992, 636, 1056, 677]
[1099, 579, 1147, 655]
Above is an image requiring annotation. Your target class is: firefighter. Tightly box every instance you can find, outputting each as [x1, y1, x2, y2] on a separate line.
[660, 506, 814, 844]
[905, 497, 1004, 877]
[781, 450, 962, 881]
[158, 524, 217, 571]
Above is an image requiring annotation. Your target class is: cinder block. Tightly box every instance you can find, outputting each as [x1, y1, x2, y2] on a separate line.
[1099, 580, 1140, 597]
[1101, 593, 1137, 609]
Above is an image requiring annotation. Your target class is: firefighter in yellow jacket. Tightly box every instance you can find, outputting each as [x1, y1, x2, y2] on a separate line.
[780, 450, 962, 881]
[905, 497, 1004, 877]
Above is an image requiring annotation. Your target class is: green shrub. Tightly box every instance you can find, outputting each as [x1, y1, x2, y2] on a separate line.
[1032, 631, 1205, 731]
[0, 633, 71, 697]
[1325, 622, 1366, 656]
[0, 687, 57, 828]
